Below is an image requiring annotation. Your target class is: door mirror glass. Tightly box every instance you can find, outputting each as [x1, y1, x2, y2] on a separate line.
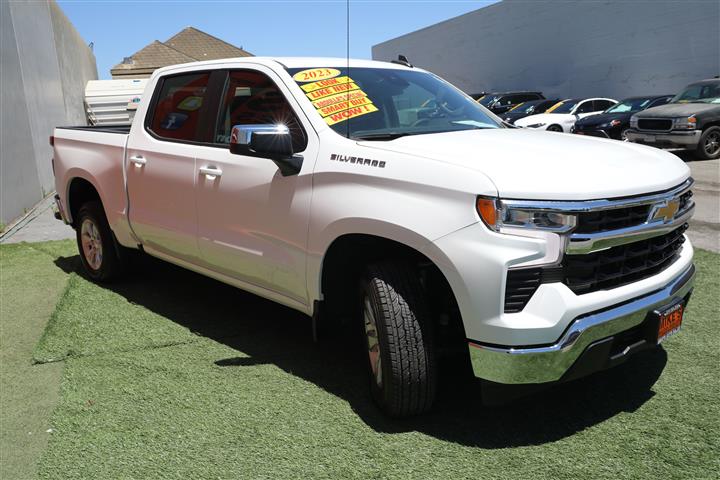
[230, 124, 293, 159]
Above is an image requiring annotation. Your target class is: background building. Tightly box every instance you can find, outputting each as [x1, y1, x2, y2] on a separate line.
[372, 0, 719, 99]
[110, 27, 252, 79]
[1, 0, 97, 225]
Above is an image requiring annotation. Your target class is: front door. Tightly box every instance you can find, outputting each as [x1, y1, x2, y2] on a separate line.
[126, 71, 217, 263]
[194, 67, 318, 305]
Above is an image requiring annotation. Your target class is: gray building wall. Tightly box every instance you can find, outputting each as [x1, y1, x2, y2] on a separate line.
[0, 0, 97, 225]
[372, 0, 720, 100]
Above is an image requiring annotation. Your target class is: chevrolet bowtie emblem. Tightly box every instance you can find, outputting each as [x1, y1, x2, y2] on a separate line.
[651, 199, 680, 223]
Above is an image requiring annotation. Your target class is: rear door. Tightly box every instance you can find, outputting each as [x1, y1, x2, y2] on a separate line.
[193, 66, 319, 306]
[126, 70, 223, 263]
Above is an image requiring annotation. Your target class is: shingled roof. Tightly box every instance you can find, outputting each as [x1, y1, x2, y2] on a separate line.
[111, 27, 252, 79]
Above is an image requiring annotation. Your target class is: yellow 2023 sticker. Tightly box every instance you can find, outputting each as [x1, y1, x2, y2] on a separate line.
[324, 104, 379, 125]
[293, 68, 341, 83]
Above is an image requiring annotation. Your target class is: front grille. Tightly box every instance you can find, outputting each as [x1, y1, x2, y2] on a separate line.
[638, 119, 672, 131]
[504, 225, 687, 311]
[575, 189, 693, 234]
[561, 224, 687, 295]
[575, 205, 651, 234]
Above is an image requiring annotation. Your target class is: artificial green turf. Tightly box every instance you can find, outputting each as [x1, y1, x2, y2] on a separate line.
[0, 240, 75, 479]
[25, 247, 720, 479]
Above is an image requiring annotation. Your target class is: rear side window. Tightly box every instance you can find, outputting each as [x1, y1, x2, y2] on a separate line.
[594, 100, 616, 111]
[576, 101, 596, 114]
[149, 73, 211, 141]
[215, 70, 307, 152]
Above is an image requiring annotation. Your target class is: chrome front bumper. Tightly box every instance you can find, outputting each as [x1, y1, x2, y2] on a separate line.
[626, 129, 701, 147]
[468, 264, 695, 384]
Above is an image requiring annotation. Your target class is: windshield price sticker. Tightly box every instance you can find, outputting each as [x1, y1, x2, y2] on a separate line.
[295, 73, 379, 125]
[300, 76, 354, 93]
[312, 90, 368, 109]
[324, 104, 379, 125]
[318, 96, 375, 117]
[292, 68, 341, 83]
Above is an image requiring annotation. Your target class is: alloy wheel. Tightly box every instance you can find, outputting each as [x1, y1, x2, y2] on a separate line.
[80, 218, 103, 270]
[363, 297, 383, 388]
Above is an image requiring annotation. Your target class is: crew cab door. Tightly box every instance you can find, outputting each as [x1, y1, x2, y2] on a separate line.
[125, 70, 223, 263]
[194, 67, 318, 306]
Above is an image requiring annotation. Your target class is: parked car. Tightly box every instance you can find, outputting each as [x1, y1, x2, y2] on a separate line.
[626, 78, 720, 159]
[52, 58, 695, 417]
[516, 98, 618, 132]
[477, 91, 545, 114]
[572, 95, 674, 140]
[501, 99, 560, 125]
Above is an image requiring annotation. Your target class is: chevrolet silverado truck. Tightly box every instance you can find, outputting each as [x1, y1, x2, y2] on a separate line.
[52, 58, 696, 417]
[627, 78, 720, 159]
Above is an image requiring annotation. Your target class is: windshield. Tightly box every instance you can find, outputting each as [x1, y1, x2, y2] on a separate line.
[288, 67, 502, 139]
[605, 98, 653, 113]
[671, 82, 720, 104]
[546, 100, 578, 114]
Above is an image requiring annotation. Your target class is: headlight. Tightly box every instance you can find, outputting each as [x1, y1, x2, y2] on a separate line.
[673, 116, 697, 130]
[525, 123, 546, 129]
[610, 119, 622, 127]
[630, 115, 638, 128]
[476, 197, 577, 233]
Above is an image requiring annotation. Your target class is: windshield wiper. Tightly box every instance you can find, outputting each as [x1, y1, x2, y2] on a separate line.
[351, 132, 413, 141]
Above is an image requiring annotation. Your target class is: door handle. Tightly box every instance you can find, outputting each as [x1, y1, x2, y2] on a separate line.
[129, 155, 146, 166]
[199, 166, 223, 178]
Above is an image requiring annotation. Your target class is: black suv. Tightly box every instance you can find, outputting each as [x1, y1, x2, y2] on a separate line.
[477, 91, 545, 115]
[626, 78, 720, 159]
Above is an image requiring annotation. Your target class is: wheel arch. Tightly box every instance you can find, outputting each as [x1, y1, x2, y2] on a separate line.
[315, 229, 468, 348]
[66, 175, 103, 226]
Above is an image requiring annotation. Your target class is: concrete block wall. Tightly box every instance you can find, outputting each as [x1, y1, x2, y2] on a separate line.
[372, 0, 719, 100]
[1, 0, 97, 225]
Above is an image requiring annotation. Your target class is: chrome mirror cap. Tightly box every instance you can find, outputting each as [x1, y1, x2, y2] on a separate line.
[230, 124, 290, 147]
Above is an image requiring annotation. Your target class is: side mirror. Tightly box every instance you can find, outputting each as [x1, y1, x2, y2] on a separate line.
[230, 124, 301, 176]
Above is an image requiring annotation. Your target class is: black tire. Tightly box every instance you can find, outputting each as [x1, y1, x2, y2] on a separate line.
[620, 128, 631, 141]
[75, 201, 124, 282]
[695, 126, 720, 160]
[547, 124, 563, 132]
[361, 262, 437, 417]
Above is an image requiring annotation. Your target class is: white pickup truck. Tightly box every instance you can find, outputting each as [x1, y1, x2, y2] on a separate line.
[52, 57, 696, 417]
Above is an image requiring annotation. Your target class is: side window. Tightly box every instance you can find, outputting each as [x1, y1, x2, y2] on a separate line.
[499, 96, 516, 106]
[594, 100, 615, 111]
[215, 70, 307, 152]
[576, 101, 596, 114]
[149, 72, 211, 141]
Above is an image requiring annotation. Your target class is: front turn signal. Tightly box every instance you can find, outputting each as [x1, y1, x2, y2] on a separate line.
[476, 197, 498, 229]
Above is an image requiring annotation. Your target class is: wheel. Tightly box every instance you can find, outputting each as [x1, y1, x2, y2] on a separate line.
[361, 261, 437, 417]
[695, 126, 720, 160]
[75, 201, 124, 282]
[547, 124, 563, 132]
[620, 128, 630, 141]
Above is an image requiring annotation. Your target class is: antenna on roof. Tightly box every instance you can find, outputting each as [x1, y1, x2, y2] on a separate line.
[391, 55, 413, 68]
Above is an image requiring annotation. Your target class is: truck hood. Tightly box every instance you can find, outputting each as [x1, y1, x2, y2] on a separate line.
[358, 129, 690, 200]
[634, 102, 720, 118]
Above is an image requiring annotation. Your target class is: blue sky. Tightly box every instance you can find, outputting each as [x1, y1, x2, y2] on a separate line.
[57, 0, 497, 79]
